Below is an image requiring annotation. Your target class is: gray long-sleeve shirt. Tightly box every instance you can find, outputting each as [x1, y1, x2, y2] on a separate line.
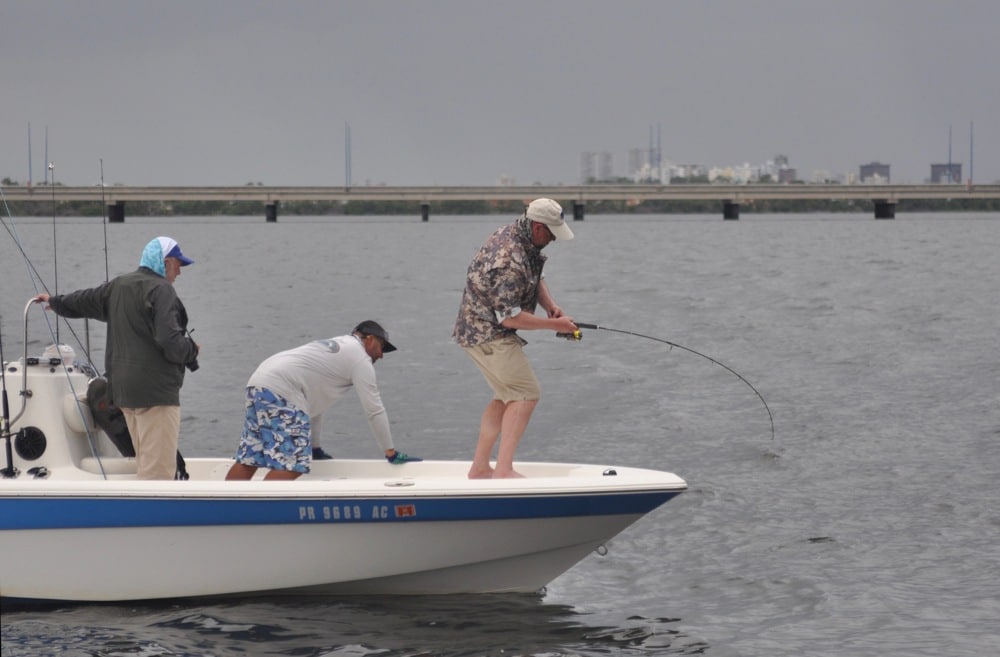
[248, 335, 394, 453]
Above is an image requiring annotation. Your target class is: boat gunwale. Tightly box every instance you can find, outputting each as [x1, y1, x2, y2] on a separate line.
[0, 459, 687, 498]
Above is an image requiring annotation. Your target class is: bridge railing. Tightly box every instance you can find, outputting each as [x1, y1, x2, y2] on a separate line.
[3, 183, 998, 221]
[3, 183, 999, 204]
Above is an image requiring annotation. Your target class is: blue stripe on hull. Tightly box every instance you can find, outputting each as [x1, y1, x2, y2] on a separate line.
[0, 491, 681, 530]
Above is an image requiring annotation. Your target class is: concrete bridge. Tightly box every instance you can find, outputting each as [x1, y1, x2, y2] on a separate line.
[4, 182, 999, 221]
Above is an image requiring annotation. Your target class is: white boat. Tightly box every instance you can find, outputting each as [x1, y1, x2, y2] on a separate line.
[0, 300, 686, 603]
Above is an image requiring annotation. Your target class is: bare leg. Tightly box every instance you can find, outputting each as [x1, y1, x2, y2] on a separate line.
[225, 462, 258, 480]
[468, 399, 506, 479]
[263, 469, 302, 481]
[493, 399, 537, 478]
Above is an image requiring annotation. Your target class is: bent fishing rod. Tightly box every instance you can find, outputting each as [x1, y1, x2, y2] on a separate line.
[565, 322, 775, 441]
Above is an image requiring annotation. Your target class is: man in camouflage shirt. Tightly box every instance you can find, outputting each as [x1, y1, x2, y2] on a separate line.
[453, 198, 578, 478]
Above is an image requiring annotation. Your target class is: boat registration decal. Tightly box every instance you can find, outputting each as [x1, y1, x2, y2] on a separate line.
[297, 502, 416, 521]
[394, 504, 417, 518]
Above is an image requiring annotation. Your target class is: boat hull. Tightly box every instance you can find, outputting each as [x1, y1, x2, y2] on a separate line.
[1, 513, 656, 600]
[0, 460, 684, 602]
[0, 359, 686, 602]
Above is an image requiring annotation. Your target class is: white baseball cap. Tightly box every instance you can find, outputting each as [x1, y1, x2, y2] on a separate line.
[526, 198, 574, 241]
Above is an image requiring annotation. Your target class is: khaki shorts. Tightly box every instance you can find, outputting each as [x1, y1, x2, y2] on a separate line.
[464, 335, 541, 402]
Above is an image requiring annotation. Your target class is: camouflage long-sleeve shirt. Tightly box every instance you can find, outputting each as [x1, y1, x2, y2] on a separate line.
[453, 216, 546, 347]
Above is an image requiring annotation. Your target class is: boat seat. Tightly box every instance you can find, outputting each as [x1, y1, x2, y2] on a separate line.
[63, 393, 98, 433]
[79, 456, 137, 475]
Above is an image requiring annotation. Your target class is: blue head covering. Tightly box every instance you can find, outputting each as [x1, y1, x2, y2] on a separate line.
[139, 236, 194, 276]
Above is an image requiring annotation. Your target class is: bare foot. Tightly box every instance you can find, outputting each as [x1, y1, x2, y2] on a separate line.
[492, 469, 525, 479]
[468, 466, 494, 479]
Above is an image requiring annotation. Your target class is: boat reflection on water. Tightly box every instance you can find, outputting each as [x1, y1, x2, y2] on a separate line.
[1, 593, 710, 656]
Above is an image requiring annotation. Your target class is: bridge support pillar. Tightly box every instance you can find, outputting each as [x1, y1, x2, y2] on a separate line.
[265, 202, 279, 222]
[873, 200, 895, 219]
[420, 203, 430, 222]
[723, 201, 740, 220]
[573, 201, 585, 220]
[108, 201, 125, 223]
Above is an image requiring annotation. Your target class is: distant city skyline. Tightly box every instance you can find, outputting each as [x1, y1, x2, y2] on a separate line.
[7, 122, 981, 188]
[577, 123, 979, 186]
[7, 119, 984, 188]
[2, 2, 997, 187]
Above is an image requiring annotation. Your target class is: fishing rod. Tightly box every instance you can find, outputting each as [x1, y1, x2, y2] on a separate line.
[1, 314, 17, 478]
[49, 162, 59, 345]
[87, 158, 115, 357]
[566, 322, 775, 441]
[99, 159, 110, 282]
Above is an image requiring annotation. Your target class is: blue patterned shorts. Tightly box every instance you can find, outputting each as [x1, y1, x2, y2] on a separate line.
[234, 387, 312, 473]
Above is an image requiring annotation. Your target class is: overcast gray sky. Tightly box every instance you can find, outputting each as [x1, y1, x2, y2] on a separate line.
[3, 0, 997, 187]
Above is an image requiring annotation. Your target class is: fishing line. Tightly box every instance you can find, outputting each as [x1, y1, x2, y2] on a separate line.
[0, 189, 102, 459]
[574, 322, 775, 441]
[0, 188, 100, 374]
[0, 188, 52, 296]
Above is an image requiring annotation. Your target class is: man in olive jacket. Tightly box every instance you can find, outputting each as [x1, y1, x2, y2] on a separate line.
[35, 236, 200, 480]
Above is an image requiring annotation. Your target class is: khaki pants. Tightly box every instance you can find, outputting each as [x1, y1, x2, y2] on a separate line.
[121, 406, 181, 480]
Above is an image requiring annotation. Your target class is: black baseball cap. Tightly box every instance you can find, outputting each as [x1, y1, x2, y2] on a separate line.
[353, 320, 397, 352]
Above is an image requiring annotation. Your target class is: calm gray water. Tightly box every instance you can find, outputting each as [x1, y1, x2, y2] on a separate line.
[1, 212, 998, 656]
